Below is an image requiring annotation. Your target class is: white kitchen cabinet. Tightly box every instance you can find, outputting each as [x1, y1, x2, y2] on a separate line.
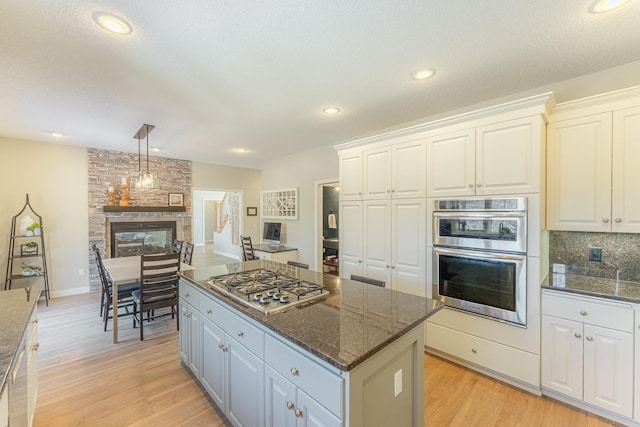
[547, 106, 640, 232]
[338, 148, 363, 201]
[340, 199, 426, 296]
[541, 291, 633, 418]
[179, 291, 201, 379]
[0, 387, 7, 427]
[363, 139, 427, 200]
[201, 316, 225, 409]
[252, 248, 298, 263]
[265, 365, 341, 427]
[226, 337, 265, 427]
[634, 308, 640, 423]
[339, 201, 363, 280]
[427, 116, 543, 197]
[26, 311, 38, 427]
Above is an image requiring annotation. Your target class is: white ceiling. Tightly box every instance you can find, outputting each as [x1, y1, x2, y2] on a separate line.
[1, 1, 640, 168]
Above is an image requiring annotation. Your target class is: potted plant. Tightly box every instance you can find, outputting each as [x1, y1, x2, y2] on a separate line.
[20, 263, 42, 276]
[20, 242, 38, 256]
[26, 223, 40, 236]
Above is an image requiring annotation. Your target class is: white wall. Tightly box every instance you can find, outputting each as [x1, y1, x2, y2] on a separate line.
[260, 144, 339, 268]
[0, 137, 89, 297]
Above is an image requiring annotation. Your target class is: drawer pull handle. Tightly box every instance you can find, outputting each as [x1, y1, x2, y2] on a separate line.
[574, 333, 582, 339]
[207, 309, 212, 314]
[580, 310, 588, 316]
[291, 367, 299, 376]
[471, 348, 477, 354]
[237, 331, 244, 337]
[286, 401, 295, 410]
[586, 336, 594, 342]
[615, 218, 622, 223]
[295, 408, 304, 418]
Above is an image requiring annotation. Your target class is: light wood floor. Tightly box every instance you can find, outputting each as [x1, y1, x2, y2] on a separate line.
[32, 245, 620, 426]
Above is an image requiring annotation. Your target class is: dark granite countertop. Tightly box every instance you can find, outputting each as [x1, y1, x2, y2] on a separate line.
[180, 260, 442, 372]
[542, 273, 640, 304]
[0, 287, 41, 394]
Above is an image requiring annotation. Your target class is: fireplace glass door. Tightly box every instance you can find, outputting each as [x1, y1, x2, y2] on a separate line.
[110, 221, 177, 257]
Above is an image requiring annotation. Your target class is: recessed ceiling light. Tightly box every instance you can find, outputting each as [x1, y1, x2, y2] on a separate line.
[412, 69, 435, 80]
[93, 12, 132, 35]
[50, 132, 64, 138]
[233, 147, 249, 153]
[322, 107, 341, 115]
[591, 0, 629, 12]
[149, 147, 163, 152]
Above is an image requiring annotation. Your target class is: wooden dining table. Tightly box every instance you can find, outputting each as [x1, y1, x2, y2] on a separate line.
[102, 255, 194, 343]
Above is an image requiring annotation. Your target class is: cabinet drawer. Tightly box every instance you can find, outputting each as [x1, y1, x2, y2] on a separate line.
[426, 322, 540, 387]
[216, 305, 264, 359]
[179, 280, 201, 308]
[542, 291, 633, 332]
[265, 334, 344, 417]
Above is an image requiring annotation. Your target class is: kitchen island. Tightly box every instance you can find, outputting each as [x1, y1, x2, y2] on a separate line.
[178, 259, 441, 427]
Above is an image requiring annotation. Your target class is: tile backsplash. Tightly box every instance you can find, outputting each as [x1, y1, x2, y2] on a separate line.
[549, 231, 640, 282]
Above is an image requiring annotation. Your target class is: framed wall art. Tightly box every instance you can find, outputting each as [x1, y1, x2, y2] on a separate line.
[261, 188, 298, 219]
[168, 193, 184, 207]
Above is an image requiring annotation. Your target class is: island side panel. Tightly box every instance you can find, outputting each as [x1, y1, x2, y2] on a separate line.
[346, 323, 425, 427]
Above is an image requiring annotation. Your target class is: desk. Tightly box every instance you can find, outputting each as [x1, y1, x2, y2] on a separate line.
[252, 244, 298, 263]
[102, 256, 194, 343]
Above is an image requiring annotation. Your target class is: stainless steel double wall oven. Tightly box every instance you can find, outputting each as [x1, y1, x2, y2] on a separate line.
[432, 197, 528, 326]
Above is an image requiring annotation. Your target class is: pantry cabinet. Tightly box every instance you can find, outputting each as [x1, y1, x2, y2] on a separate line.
[340, 198, 426, 297]
[426, 116, 544, 197]
[547, 105, 640, 232]
[338, 148, 363, 201]
[541, 291, 634, 418]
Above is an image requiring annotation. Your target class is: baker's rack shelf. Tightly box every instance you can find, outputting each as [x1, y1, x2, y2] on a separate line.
[4, 193, 50, 305]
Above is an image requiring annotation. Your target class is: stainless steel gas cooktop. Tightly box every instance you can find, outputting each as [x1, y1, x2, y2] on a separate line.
[206, 268, 329, 314]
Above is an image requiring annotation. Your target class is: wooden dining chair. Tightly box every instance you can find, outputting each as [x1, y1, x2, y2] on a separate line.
[350, 274, 386, 288]
[287, 260, 309, 269]
[182, 242, 195, 265]
[115, 238, 145, 258]
[240, 235, 257, 261]
[132, 252, 180, 340]
[93, 244, 138, 331]
[171, 239, 184, 254]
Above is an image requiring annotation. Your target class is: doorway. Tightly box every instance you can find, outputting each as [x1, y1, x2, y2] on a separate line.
[316, 181, 339, 275]
[193, 189, 242, 260]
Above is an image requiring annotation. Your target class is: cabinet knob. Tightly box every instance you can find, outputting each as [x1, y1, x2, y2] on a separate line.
[237, 331, 244, 337]
[32, 343, 40, 351]
[295, 409, 304, 418]
[471, 348, 477, 354]
[32, 319, 38, 324]
[206, 309, 212, 314]
[574, 333, 582, 339]
[391, 189, 396, 193]
[218, 343, 224, 349]
[580, 310, 588, 316]
[291, 367, 299, 376]
[286, 401, 295, 410]
[223, 345, 229, 352]
[602, 218, 610, 223]
[358, 192, 362, 195]
[615, 218, 622, 223]
[586, 336, 594, 342]
[468, 184, 474, 188]
[386, 265, 390, 269]
[358, 260, 362, 263]
[476, 183, 482, 187]
[185, 293, 190, 297]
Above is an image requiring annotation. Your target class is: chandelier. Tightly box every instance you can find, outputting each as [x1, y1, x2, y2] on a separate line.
[132, 123, 160, 190]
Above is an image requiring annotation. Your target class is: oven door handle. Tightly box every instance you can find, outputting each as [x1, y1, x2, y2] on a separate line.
[433, 212, 525, 220]
[433, 246, 526, 261]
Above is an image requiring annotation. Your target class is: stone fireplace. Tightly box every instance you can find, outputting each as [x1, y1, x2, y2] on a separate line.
[88, 148, 192, 291]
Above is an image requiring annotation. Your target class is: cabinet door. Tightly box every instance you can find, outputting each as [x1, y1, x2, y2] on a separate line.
[363, 146, 392, 199]
[296, 389, 342, 427]
[426, 129, 475, 197]
[392, 139, 426, 198]
[391, 199, 426, 297]
[339, 201, 363, 279]
[0, 388, 7, 427]
[476, 116, 542, 195]
[265, 365, 297, 427]
[547, 113, 612, 231]
[363, 200, 391, 285]
[27, 311, 38, 427]
[541, 315, 583, 400]
[339, 150, 363, 201]
[226, 338, 265, 427]
[201, 317, 226, 410]
[188, 308, 201, 378]
[583, 324, 633, 418]
[612, 106, 640, 232]
[179, 298, 190, 365]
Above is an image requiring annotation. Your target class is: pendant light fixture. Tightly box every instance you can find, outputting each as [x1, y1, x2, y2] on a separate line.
[132, 123, 160, 190]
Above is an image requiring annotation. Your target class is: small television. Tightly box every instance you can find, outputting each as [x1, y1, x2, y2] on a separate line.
[262, 222, 282, 245]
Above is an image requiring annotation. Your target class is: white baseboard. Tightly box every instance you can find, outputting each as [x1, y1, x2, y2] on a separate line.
[214, 249, 240, 260]
[50, 286, 92, 298]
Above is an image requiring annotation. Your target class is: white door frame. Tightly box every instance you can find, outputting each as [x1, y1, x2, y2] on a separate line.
[314, 179, 339, 272]
[192, 187, 244, 254]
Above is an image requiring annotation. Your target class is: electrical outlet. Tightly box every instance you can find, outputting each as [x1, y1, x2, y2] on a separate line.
[79, 268, 85, 276]
[588, 247, 602, 262]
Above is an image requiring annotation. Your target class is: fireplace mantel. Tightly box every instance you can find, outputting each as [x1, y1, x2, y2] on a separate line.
[103, 206, 187, 213]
